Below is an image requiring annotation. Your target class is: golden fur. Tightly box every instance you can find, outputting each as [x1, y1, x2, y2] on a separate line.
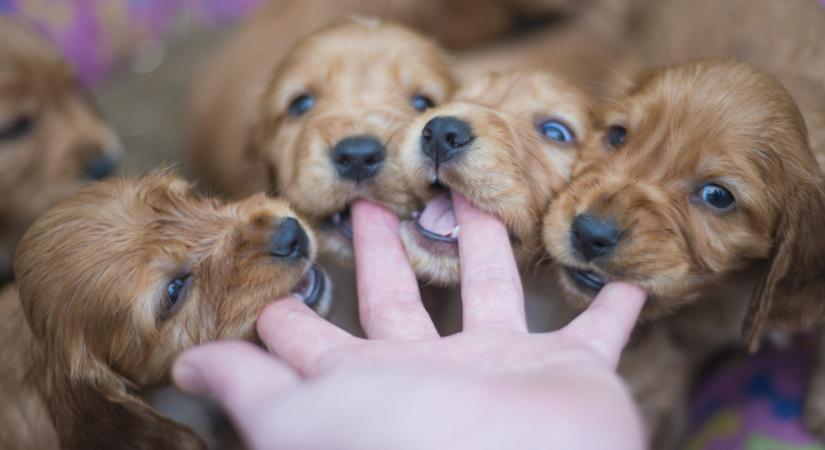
[398, 70, 596, 285]
[188, 0, 587, 196]
[0, 170, 329, 449]
[0, 17, 121, 283]
[543, 60, 825, 445]
[252, 18, 455, 265]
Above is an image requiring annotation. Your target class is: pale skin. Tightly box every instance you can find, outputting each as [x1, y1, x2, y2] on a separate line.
[173, 192, 648, 450]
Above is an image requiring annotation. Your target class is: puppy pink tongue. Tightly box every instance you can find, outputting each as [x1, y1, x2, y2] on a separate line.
[417, 190, 457, 236]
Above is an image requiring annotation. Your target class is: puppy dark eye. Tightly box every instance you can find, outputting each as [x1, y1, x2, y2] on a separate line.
[606, 125, 627, 149]
[161, 275, 190, 318]
[0, 115, 35, 141]
[288, 94, 315, 117]
[538, 119, 575, 142]
[699, 183, 735, 211]
[411, 95, 435, 112]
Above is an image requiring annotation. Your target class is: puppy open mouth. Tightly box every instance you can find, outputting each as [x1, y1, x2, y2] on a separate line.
[322, 205, 352, 240]
[292, 264, 332, 316]
[564, 266, 608, 292]
[401, 188, 460, 256]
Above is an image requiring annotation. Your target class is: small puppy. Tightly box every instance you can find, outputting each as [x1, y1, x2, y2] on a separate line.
[398, 70, 596, 285]
[0, 170, 330, 449]
[252, 18, 456, 265]
[0, 17, 121, 283]
[542, 60, 825, 444]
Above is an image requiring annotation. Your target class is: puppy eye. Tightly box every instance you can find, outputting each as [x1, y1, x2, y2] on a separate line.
[161, 275, 190, 319]
[606, 125, 627, 149]
[538, 119, 575, 143]
[411, 95, 435, 112]
[698, 183, 735, 212]
[288, 94, 315, 117]
[0, 115, 35, 141]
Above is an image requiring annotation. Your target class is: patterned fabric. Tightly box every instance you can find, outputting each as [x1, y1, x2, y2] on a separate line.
[0, 0, 261, 84]
[687, 343, 825, 450]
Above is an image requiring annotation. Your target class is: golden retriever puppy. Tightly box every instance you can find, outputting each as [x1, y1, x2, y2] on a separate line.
[0, 17, 122, 283]
[251, 18, 456, 265]
[0, 170, 330, 450]
[398, 70, 596, 285]
[543, 60, 825, 445]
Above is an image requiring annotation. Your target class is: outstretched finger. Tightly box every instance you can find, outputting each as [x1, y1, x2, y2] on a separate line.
[173, 341, 297, 413]
[352, 200, 437, 340]
[257, 298, 356, 376]
[561, 282, 646, 367]
[452, 191, 526, 332]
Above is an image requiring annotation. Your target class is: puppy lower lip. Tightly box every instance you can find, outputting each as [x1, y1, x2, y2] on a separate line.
[292, 264, 326, 308]
[565, 266, 607, 292]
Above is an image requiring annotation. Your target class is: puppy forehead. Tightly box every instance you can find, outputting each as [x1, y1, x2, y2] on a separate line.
[455, 72, 592, 133]
[274, 23, 450, 106]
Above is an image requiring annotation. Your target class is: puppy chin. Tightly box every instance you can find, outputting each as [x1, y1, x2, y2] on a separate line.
[399, 220, 459, 286]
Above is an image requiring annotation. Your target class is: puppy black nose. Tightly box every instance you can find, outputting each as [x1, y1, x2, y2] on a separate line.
[421, 116, 474, 165]
[571, 214, 621, 261]
[331, 135, 386, 183]
[271, 217, 310, 260]
[84, 153, 117, 180]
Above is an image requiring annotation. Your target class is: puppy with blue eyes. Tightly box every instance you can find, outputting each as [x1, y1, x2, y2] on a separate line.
[543, 60, 825, 446]
[398, 70, 596, 285]
[0, 170, 331, 449]
[0, 17, 122, 283]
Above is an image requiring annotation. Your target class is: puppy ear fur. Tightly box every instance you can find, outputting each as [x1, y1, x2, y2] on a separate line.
[743, 172, 825, 350]
[44, 359, 205, 450]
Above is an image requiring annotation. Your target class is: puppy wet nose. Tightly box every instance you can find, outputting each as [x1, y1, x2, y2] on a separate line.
[83, 153, 118, 180]
[331, 135, 386, 183]
[421, 116, 474, 164]
[270, 217, 310, 260]
[571, 214, 621, 261]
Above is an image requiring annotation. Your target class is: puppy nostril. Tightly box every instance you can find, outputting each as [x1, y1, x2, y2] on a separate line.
[422, 126, 433, 142]
[421, 116, 474, 165]
[570, 213, 622, 261]
[331, 135, 386, 183]
[271, 217, 309, 260]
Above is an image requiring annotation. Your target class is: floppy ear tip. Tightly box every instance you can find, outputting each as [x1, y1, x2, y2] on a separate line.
[741, 307, 766, 354]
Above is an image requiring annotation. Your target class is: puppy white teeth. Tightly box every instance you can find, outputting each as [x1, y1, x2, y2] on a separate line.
[332, 213, 342, 225]
[411, 210, 420, 219]
[449, 225, 460, 239]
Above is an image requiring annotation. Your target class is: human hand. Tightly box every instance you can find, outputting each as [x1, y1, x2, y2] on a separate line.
[173, 192, 647, 450]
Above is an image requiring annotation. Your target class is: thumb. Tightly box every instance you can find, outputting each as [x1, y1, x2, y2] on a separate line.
[173, 341, 298, 419]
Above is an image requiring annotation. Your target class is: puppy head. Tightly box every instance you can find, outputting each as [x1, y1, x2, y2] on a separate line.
[255, 17, 456, 265]
[398, 71, 596, 285]
[14, 170, 329, 448]
[0, 17, 122, 281]
[543, 60, 825, 338]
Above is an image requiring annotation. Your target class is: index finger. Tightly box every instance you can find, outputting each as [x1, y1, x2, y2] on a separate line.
[352, 200, 437, 340]
[561, 282, 646, 367]
[452, 191, 526, 332]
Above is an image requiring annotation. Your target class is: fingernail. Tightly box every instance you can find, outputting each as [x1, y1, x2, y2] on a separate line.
[172, 359, 207, 393]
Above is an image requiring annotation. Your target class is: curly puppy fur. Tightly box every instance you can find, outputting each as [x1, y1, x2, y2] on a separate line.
[398, 70, 596, 285]
[543, 60, 825, 446]
[0, 17, 121, 283]
[0, 171, 329, 449]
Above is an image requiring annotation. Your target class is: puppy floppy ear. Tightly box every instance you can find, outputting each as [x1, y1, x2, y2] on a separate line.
[45, 361, 205, 450]
[743, 173, 825, 350]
